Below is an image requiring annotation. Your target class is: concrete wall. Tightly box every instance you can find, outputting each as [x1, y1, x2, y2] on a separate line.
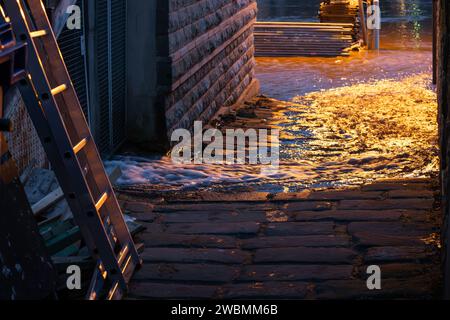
[126, 0, 167, 150]
[134, 0, 259, 148]
[7, 0, 259, 162]
[436, 0, 450, 298]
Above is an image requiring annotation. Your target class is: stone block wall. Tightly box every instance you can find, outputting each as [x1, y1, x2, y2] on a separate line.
[157, 0, 258, 139]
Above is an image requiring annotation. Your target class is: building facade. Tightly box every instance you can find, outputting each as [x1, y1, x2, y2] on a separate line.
[4, 0, 258, 172]
[127, 0, 258, 150]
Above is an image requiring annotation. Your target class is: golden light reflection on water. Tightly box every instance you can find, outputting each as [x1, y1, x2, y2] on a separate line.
[112, 2, 437, 193]
[112, 74, 438, 193]
[214, 73, 438, 191]
[289, 73, 439, 185]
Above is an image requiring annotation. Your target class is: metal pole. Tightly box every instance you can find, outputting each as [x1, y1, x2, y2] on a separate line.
[373, 0, 380, 50]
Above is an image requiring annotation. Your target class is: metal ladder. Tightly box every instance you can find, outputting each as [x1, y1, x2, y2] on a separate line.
[2, 0, 141, 300]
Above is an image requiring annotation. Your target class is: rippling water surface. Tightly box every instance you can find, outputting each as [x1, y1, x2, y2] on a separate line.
[257, 0, 433, 99]
[108, 0, 438, 193]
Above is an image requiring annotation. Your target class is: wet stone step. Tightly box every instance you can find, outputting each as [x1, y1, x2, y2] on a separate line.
[141, 248, 251, 264]
[124, 201, 155, 213]
[265, 222, 336, 236]
[361, 183, 431, 192]
[139, 234, 239, 249]
[239, 265, 354, 281]
[133, 263, 240, 283]
[219, 282, 309, 299]
[159, 211, 270, 223]
[339, 199, 434, 210]
[352, 231, 431, 247]
[129, 282, 218, 299]
[165, 192, 271, 203]
[348, 222, 436, 237]
[314, 276, 438, 299]
[241, 235, 351, 249]
[361, 263, 438, 279]
[254, 247, 357, 264]
[127, 211, 158, 222]
[165, 222, 261, 235]
[306, 190, 384, 201]
[153, 203, 277, 213]
[294, 210, 407, 222]
[365, 247, 436, 263]
[283, 201, 334, 212]
[387, 190, 435, 199]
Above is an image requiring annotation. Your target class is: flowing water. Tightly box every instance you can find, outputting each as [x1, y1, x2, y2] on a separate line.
[257, 0, 433, 99]
[108, 0, 438, 194]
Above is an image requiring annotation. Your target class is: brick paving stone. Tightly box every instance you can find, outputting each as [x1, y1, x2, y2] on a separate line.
[269, 190, 312, 201]
[165, 222, 261, 235]
[365, 247, 435, 263]
[153, 203, 275, 213]
[133, 264, 240, 283]
[140, 234, 238, 249]
[362, 183, 431, 191]
[265, 222, 336, 236]
[239, 265, 354, 281]
[128, 211, 158, 222]
[352, 231, 429, 246]
[307, 190, 384, 201]
[129, 282, 218, 299]
[160, 211, 268, 223]
[125, 177, 441, 299]
[139, 223, 166, 234]
[387, 190, 435, 199]
[141, 248, 251, 264]
[125, 201, 155, 213]
[314, 276, 438, 299]
[348, 222, 435, 237]
[241, 235, 351, 249]
[166, 192, 270, 203]
[295, 210, 405, 222]
[362, 263, 438, 278]
[376, 178, 432, 184]
[284, 202, 334, 212]
[400, 211, 436, 222]
[339, 199, 434, 210]
[254, 248, 357, 264]
[220, 282, 308, 299]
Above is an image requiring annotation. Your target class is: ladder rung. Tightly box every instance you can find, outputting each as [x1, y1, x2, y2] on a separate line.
[51, 84, 67, 96]
[99, 263, 107, 280]
[107, 248, 132, 300]
[107, 282, 120, 300]
[117, 244, 130, 267]
[30, 29, 47, 38]
[95, 192, 109, 211]
[73, 137, 88, 154]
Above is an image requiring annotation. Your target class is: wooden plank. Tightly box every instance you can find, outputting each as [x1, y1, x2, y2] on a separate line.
[32, 187, 65, 216]
[32, 165, 122, 216]
[45, 226, 81, 255]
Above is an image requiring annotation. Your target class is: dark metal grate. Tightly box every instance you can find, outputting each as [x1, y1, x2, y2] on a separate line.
[95, 0, 127, 157]
[57, 0, 89, 121]
[95, 0, 110, 156]
[110, 0, 126, 148]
